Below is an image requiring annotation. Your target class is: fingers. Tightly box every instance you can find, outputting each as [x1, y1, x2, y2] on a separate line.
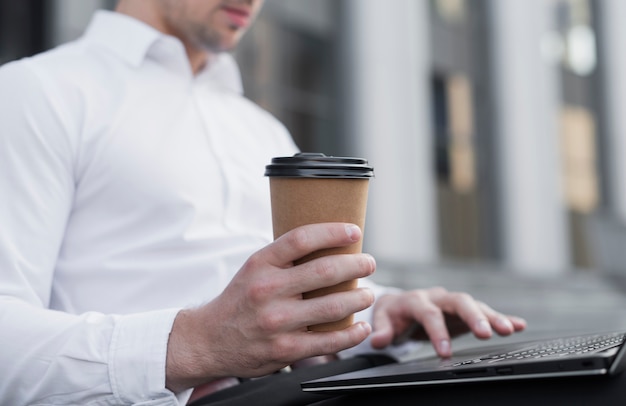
[283, 253, 376, 296]
[298, 288, 375, 328]
[370, 288, 528, 358]
[252, 223, 375, 298]
[241, 251, 374, 309]
[371, 290, 457, 356]
[265, 223, 363, 266]
[441, 292, 495, 340]
[407, 293, 455, 357]
[292, 322, 373, 358]
[256, 288, 375, 333]
[426, 288, 527, 339]
[509, 316, 528, 331]
[370, 306, 395, 349]
[478, 302, 527, 335]
[256, 321, 373, 367]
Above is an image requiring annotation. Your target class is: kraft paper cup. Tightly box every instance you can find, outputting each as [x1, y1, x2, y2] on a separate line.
[265, 153, 374, 331]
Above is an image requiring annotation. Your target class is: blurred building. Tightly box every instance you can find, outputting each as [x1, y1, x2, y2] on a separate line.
[2, 0, 625, 277]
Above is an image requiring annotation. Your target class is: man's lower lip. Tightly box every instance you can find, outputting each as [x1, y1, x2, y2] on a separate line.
[223, 9, 250, 28]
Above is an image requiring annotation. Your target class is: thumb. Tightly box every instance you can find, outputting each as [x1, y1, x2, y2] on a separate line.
[370, 308, 394, 349]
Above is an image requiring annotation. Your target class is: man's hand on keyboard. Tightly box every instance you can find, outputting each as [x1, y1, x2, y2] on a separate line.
[369, 287, 527, 358]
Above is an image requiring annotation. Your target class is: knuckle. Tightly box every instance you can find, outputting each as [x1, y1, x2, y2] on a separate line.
[257, 309, 286, 333]
[476, 300, 490, 310]
[322, 335, 341, 354]
[270, 335, 298, 362]
[289, 227, 310, 252]
[320, 299, 345, 320]
[452, 292, 473, 305]
[247, 278, 277, 304]
[421, 305, 443, 320]
[409, 289, 429, 303]
[314, 258, 335, 280]
[429, 286, 448, 296]
[241, 253, 262, 275]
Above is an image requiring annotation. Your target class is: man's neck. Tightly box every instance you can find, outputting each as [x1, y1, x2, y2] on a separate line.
[178, 38, 211, 75]
[115, 0, 210, 75]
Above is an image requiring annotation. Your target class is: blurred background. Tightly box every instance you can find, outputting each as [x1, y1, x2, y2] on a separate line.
[3, 0, 626, 342]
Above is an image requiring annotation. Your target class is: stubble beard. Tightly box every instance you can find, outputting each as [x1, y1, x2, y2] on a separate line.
[185, 18, 245, 55]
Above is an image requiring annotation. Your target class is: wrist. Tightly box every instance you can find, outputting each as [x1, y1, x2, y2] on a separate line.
[165, 308, 218, 393]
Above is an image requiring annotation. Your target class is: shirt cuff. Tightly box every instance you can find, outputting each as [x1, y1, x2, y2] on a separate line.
[109, 308, 182, 404]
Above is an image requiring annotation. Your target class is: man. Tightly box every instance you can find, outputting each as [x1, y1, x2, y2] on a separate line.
[0, 0, 525, 404]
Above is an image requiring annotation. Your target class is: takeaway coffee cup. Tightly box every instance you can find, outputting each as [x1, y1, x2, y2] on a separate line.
[264, 152, 374, 331]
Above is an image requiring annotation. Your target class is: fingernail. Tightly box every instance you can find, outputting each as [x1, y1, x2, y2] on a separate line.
[511, 317, 527, 330]
[364, 254, 376, 274]
[438, 339, 451, 356]
[498, 317, 514, 331]
[358, 287, 375, 307]
[476, 319, 492, 335]
[359, 322, 372, 335]
[345, 224, 361, 241]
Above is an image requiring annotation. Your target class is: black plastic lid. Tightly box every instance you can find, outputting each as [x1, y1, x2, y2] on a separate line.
[264, 153, 374, 178]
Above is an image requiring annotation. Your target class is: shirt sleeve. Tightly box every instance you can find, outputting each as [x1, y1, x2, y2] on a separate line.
[0, 61, 182, 405]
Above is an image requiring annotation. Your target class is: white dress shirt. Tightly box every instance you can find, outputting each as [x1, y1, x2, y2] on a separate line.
[0, 10, 416, 406]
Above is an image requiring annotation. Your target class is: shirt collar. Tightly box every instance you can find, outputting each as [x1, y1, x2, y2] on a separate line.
[83, 10, 243, 94]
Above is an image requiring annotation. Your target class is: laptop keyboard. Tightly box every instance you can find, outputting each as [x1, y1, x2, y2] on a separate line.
[448, 332, 625, 367]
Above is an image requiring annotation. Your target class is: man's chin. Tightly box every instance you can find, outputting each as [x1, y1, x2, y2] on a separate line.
[204, 36, 242, 54]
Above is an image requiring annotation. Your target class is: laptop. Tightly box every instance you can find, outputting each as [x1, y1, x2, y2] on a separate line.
[301, 330, 626, 393]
